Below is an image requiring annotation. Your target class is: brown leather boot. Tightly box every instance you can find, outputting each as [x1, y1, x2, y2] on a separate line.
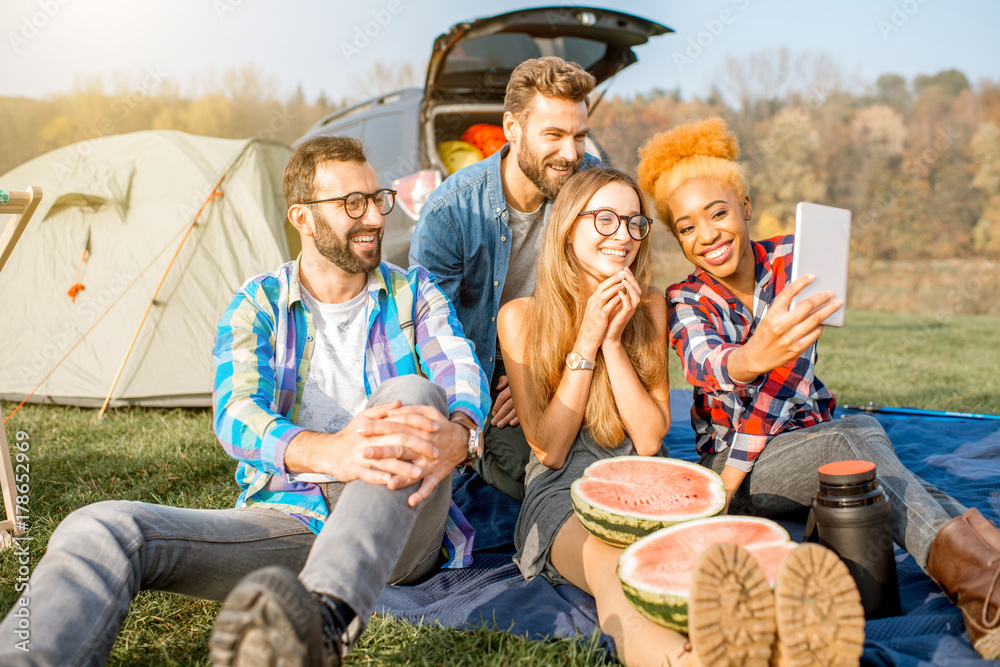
[926, 508, 1000, 659]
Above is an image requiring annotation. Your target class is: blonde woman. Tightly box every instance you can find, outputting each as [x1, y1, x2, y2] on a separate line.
[497, 167, 697, 665]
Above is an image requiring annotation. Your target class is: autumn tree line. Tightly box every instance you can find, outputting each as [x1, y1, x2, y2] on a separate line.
[589, 57, 1000, 262]
[2, 54, 999, 264]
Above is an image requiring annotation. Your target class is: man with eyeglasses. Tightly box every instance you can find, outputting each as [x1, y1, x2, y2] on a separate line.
[0, 136, 489, 667]
[410, 56, 601, 501]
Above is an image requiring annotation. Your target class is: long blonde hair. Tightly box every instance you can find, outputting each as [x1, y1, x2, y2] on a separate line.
[522, 168, 667, 449]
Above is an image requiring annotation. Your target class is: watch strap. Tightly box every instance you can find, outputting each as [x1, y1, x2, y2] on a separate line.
[565, 351, 596, 370]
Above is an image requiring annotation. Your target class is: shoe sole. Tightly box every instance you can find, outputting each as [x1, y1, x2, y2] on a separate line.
[774, 544, 865, 667]
[688, 542, 777, 667]
[209, 566, 325, 667]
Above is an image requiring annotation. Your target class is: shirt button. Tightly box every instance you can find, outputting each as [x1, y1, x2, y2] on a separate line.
[306, 336, 313, 342]
[501, 236, 507, 241]
[296, 375, 302, 382]
[494, 281, 499, 286]
[492, 317, 495, 322]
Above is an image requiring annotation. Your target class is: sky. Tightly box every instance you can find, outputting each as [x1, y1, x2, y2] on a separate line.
[2, 0, 999, 103]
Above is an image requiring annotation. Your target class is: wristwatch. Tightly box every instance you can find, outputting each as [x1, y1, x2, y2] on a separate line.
[565, 351, 596, 371]
[462, 426, 484, 466]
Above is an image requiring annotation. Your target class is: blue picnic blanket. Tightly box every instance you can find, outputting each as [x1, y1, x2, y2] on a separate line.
[376, 390, 1000, 665]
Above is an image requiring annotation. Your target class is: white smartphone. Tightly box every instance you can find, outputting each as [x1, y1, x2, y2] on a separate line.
[789, 202, 852, 327]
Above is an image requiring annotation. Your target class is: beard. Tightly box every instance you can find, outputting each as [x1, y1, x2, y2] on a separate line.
[312, 208, 382, 275]
[516, 139, 580, 198]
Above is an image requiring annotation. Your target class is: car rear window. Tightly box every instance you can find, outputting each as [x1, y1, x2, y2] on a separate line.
[442, 34, 607, 80]
[362, 113, 405, 172]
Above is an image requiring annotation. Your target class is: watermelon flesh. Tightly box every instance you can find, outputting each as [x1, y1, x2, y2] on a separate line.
[618, 516, 793, 632]
[570, 457, 726, 547]
[745, 541, 798, 584]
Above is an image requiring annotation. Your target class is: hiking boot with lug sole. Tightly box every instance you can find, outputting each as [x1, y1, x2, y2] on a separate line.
[688, 542, 777, 667]
[209, 566, 346, 667]
[773, 543, 865, 667]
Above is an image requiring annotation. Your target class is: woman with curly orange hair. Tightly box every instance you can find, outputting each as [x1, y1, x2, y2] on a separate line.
[638, 117, 1000, 661]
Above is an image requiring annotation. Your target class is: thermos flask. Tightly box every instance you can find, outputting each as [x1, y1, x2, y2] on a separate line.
[804, 460, 902, 619]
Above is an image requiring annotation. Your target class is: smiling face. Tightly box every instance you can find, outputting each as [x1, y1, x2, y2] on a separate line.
[306, 159, 384, 275]
[667, 178, 755, 287]
[569, 181, 643, 285]
[509, 93, 589, 198]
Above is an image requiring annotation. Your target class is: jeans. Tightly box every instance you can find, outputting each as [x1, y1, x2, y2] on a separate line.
[702, 415, 966, 570]
[0, 375, 452, 667]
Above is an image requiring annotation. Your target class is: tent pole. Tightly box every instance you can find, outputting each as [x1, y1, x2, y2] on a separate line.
[97, 168, 229, 420]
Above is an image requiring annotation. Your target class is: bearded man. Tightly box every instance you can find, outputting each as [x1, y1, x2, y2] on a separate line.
[0, 136, 489, 667]
[410, 56, 601, 501]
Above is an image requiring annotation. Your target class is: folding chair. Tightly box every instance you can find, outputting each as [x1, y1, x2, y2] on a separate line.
[0, 186, 42, 550]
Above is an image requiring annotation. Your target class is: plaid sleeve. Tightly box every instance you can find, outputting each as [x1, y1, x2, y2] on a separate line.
[212, 287, 304, 477]
[410, 267, 490, 428]
[726, 349, 820, 471]
[667, 290, 754, 393]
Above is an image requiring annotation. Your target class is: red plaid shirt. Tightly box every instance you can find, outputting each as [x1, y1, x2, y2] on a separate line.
[666, 235, 835, 472]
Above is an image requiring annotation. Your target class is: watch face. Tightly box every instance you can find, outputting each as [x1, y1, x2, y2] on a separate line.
[567, 352, 582, 369]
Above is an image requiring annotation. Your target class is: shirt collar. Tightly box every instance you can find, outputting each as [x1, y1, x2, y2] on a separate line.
[289, 253, 385, 306]
[691, 240, 773, 319]
[289, 254, 305, 305]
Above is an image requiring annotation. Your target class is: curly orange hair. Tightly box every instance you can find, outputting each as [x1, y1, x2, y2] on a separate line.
[636, 117, 748, 231]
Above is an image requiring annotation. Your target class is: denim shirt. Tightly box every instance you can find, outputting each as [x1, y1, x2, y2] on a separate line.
[409, 143, 602, 381]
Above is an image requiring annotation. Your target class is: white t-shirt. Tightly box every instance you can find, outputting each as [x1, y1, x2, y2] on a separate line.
[288, 280, 370, 483]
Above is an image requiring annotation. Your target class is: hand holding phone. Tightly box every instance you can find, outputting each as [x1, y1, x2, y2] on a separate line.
[790, 202, 852, 327]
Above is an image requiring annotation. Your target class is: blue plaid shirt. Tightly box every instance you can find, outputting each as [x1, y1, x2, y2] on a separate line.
[212, 257, 490, 567]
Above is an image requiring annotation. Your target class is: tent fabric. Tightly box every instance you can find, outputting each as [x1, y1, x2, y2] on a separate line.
[377, 389, 1000, 666]
[0, 130, 294, 407]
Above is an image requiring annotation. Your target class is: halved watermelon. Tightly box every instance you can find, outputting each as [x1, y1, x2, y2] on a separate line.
[617, 516, 793, 632]
[570, 457, 725, 547]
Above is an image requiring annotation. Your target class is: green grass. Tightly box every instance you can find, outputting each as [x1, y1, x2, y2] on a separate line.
[2, 308, 998, 665]
[0, 406, 607, 666]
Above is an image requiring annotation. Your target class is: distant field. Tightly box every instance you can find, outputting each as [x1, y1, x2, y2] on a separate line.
[665, 309, 1000, 415]
[2, 308, 998, 665]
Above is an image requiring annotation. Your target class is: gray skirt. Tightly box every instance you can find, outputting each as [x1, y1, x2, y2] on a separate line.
[514, 430, 636, 585]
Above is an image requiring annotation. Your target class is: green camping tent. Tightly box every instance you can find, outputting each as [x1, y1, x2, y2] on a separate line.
[0, 130, 296, 407]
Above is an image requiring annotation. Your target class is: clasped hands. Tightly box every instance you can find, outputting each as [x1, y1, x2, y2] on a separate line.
[575, 268, 642, 358]
[286, 402, 470, 507]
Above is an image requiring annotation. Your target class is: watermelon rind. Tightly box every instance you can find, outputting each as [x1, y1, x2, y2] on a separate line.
[617, 516, 792, 632]
[570, 457, 726, 547]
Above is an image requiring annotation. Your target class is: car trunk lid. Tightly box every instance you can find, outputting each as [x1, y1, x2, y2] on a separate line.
[421, 6, 671, 112]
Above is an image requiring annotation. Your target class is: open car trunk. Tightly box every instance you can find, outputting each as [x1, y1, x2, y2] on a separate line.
[424, 102, 606, 174]
[420, 6, 670, 174]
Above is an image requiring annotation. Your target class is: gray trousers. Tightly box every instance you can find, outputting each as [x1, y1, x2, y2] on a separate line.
[0, 375, 452, 667]
[702, 415, 966, 569]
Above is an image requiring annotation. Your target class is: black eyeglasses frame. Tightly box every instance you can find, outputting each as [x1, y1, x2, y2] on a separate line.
[577, 208, 651, 241]
[300, 189, 397, 219]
